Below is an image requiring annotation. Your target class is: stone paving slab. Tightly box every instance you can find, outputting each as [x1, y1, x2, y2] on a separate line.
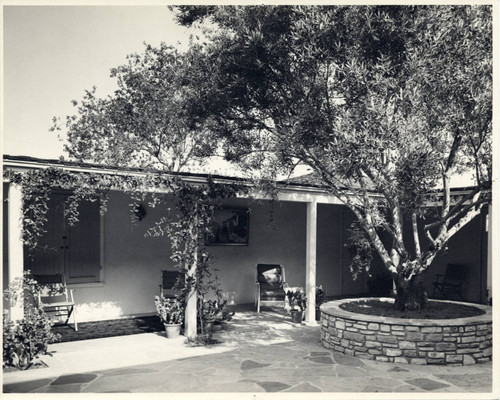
[392, 384, 426, 392]
[40, 383, 85, 393]
[3, 378, 53, 393]
[335, 365, 368, 377]
[434, 373, 493, 392]
[292, 366, 336, 380]
[2, 307, 496, 396]
[284, 382, 322, 392]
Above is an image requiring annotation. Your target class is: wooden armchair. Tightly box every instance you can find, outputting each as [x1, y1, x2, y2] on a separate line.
[255, 264, 288, 313]
[432, 264, 467, 301]
[33, 274, 78, 331]
[160, 270, 185, 299]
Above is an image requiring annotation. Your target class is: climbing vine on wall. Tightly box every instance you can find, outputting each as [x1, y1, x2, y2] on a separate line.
[146, 178, 244, 304]
[4, 167, 247, 311]
[5, 167, 173, 250]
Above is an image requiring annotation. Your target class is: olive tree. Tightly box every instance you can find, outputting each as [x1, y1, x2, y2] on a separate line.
[52, 43, 218, 172]
[173, 5, 492, 310]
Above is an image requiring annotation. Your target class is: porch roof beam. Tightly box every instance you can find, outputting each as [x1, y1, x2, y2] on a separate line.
[4, 157, 483, 207]
[3, 158, 364, 205]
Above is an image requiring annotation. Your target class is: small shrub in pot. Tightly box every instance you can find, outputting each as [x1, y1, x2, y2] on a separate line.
[154, 296, 184, 338]
[287, 288, 307, 323]
[3, 271, 60, 370]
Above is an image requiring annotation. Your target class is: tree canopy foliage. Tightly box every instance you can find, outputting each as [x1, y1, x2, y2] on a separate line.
[52, 43, 219, 172]
[51, 5, 492, 310]
[172, 5, 492, 309]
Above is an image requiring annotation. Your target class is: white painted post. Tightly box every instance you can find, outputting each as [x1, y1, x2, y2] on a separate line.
[305, 200, 317, 324]
[487, 204, 492, 304]
[184, 203, 203, 341]
[185, 240, 198, 341]
[185, 284, 197, 340]
[7, 183, 25, 321]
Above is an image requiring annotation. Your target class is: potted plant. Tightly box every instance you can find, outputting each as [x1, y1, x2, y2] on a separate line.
[199, 299, 234, 335]
[286, 288, 307, 323]
[200, 299, 218, 335]
[154, 296, 184, 338]
[315, 286, 326, 321]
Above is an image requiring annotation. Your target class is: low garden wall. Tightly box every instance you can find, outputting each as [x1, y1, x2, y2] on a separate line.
[320, 298, 492, 366]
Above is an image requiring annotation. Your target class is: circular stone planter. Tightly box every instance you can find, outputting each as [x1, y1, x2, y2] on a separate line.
[320, 298, 492, 366]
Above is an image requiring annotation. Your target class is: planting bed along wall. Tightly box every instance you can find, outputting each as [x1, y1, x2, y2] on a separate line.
[320, 298, 492, 366]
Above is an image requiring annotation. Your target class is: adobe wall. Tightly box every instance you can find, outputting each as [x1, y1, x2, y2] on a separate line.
[65, 193, 366, 322]
[5, 184, 487, 322]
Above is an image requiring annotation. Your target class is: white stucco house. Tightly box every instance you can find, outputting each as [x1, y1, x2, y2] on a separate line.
[2, 155, 493, 325]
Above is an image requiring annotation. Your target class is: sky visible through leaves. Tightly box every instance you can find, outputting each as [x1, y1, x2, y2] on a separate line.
[2, 4, 494, 184]
[3, 6, 195, 159]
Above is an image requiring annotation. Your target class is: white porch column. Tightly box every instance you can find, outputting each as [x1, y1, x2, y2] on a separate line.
[7, 183, 24, 321]
[305, 200, 317, 324]
[185, 253, 198, 340]
[185, 287, 197, 340]
[487, 204, 492, 303]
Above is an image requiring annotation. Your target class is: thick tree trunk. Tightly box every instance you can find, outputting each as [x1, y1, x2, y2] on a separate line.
[394, 275, 428, 311]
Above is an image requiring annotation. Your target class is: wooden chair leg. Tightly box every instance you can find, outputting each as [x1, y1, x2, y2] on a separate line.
[73, 306, 78, 331]
[256, 286, 260, 313]
[62, 306, 78, 331]
[64, 306, 72, 325]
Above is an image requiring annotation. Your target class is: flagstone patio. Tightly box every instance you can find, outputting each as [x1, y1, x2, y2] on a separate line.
[3, 305, 495, 395]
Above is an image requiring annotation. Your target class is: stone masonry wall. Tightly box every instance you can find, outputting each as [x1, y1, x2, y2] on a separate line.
[320, 299, 492, 366]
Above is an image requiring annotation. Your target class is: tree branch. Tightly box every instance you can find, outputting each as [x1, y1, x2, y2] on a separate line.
[412, 212, 421, 258]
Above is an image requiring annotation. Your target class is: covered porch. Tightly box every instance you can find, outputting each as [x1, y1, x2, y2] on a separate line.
[3, 155, 493, 335]
[3, 155, 369, 330]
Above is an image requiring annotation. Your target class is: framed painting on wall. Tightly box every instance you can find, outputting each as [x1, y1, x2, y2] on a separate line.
[206, 208, 249, 246]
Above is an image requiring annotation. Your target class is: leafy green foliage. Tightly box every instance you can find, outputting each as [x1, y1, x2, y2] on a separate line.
[286, 288, 307, 311]
[171, 5, 218, 26]
[51, 43, 219, 172]
[346, 222, 374, 280]
[154, 296, 184, 325]
[5, 165, 245, 338]
[315, 286, 326, 308]
[146, 178, 245, 334]
[2, 309, 59, 371]
[199, 299, 233, 323]
[4, 167, 173, 251]
[3, 271, 60, 370]
[172, 5, 492, 309]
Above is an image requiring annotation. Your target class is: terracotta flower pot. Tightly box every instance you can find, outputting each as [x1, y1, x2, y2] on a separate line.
[164, 323, 181, 339]
[290, 310, 304, 323]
